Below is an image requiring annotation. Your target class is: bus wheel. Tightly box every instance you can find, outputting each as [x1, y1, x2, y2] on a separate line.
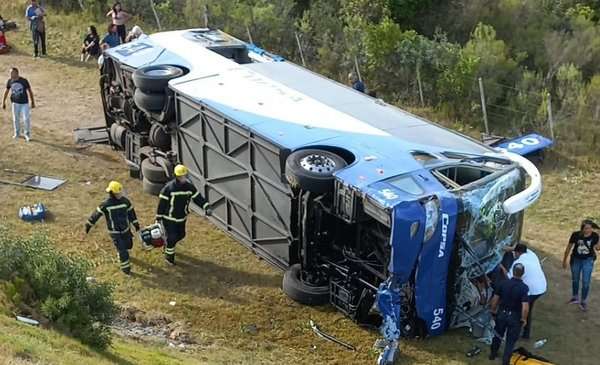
[141, 158, 169, 183]
[149, 123, 171, 150]
[142, 178, 164, 196]
[282, 264, 329, 306]
[109, 123, 126, 149]
[132, 65, 184, 93]
[134, 89, 166, 113]
[285, 149, 347, 194]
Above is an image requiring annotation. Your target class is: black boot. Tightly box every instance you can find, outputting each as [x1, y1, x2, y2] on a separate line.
[164, 255, 176, 266]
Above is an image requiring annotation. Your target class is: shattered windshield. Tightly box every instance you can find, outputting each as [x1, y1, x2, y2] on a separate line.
[456, 167, 525, 278]
[449, 167, 525, 332]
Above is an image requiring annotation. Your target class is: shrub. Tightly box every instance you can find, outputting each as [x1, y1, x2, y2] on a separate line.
[0, 226, 116, 349]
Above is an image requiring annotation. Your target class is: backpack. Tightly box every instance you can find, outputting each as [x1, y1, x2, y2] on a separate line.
[510, 347, 554, 365]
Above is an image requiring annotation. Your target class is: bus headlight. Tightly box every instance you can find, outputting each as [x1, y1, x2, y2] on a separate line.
[423, 197, 440, 242]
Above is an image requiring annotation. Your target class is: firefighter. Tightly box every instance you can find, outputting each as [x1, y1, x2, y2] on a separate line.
[85, 181, 140, 275]
[156, 164, 211, 265]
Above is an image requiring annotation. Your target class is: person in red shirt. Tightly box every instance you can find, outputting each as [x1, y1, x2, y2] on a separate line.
[0, 30, 10, 54]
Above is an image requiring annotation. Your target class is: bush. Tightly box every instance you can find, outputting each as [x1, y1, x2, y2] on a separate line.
[0, 227, 116, 349]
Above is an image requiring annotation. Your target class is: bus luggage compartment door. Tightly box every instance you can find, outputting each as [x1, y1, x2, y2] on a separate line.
[174, 94, 294, 269]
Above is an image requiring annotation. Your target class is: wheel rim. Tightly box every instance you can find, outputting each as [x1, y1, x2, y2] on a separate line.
[146, 69, 172, 76]
[299, 154, 337, 175]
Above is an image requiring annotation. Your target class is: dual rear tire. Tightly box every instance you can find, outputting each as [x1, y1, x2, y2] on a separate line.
[141, 157, 173, 196]
[132, 65, 184, 114]
[132, 65, 183, 194]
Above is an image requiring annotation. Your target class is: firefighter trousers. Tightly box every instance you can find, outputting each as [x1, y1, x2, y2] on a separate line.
[110, 232, 133, 273]
[163, 220, 186, 263]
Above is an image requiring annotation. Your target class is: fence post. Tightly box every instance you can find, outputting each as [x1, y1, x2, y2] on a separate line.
[547, 92, 555, 140]
[149, 0, 162, 31]
[416, 61, 424, 107]
[478, 77, 490, 136]
[246, 25, 253, 44]
[294, 32, 306, 67]
[203, 4, 209, 28]
[354, 56, 362, 82]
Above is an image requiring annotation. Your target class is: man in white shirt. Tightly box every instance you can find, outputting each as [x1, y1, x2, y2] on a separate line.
[508, 243, 547, 339]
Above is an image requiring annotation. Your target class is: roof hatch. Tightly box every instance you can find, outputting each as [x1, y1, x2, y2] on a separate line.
[185, 29, 251, 64]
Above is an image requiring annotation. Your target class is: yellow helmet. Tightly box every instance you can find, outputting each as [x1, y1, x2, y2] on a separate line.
[105, 181, 123, 194]
[174, 164, 188, 177]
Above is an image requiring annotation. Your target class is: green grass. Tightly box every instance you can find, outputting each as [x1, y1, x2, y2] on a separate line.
[0, 313, 200, 365]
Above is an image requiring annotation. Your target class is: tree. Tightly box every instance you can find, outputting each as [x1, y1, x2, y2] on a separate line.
[463, 23, 519, 116]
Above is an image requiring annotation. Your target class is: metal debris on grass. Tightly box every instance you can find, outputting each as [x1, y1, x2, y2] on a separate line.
[1, 169, 66, 191]
[309, 320, 356, 351]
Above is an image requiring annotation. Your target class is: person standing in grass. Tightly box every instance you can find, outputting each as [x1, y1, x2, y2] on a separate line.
[81, 25, 100, 62]
[25, 0, 46, 58]
[2, 67, 35, 142]
[507, 243, 546, 339]
[85, 181, 140, 275]
[489, 263, 529, 365]
[156, 164, 211, 266]
[563, 219, 600, 311]
[106, 2, 131, 44]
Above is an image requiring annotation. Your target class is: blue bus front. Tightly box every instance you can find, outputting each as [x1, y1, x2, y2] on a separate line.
[352, 155, 531, 362]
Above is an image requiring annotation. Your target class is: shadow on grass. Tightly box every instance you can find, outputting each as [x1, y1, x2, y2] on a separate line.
[30, 136, 120, 163]
[93, 348, 136, 365]
[130, 253, 281, 305]
[46, 53, 100, 70]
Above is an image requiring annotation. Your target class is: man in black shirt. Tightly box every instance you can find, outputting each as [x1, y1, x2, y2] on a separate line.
[156, 164, 211, 266]
[489, 263, 530, 365]
[2, 67, 35, 141]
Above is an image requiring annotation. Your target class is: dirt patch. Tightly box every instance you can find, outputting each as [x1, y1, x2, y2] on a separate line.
[111, 305, 198, 351]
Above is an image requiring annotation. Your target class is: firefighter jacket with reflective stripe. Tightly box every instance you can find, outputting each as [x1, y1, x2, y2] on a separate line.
[88, 196, 139, 234]
[156, 179, 208, 223]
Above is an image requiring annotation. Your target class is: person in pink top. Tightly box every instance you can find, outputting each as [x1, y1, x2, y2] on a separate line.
[106, 2, 130, 43]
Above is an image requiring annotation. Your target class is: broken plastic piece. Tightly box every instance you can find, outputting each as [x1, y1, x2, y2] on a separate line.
[377, 340, 399, 365]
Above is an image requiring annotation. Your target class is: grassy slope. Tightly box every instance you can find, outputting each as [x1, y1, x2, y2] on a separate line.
[0, 314, 201, 365]
[1, 5, 600, 365]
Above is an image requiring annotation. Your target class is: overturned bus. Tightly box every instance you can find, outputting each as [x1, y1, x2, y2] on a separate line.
[99, 29, 541, 363]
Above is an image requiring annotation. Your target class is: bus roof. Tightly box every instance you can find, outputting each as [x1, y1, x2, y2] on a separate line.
[106, 29, 495, 190]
